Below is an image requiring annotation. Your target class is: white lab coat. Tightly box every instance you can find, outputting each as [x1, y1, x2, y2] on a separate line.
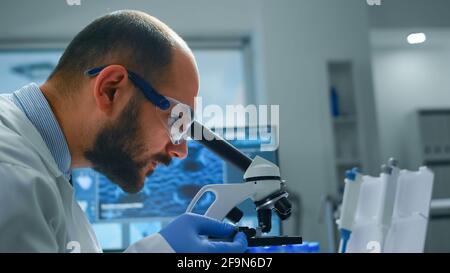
[0, 96, 173, 253]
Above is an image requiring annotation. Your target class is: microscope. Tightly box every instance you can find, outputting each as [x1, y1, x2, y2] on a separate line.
[186, 121, 302, 247]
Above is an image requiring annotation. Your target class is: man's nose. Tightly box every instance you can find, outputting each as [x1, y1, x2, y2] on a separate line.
[166, 140, 188, 159]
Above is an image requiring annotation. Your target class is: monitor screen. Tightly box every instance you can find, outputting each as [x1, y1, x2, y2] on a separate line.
[72, 127, 280, 251]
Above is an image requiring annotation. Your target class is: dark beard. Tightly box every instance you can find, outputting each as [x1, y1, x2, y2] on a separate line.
[84, 97, 150, 193]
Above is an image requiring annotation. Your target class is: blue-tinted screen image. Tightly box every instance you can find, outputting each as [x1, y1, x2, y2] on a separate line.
[73, 140, 224, 221]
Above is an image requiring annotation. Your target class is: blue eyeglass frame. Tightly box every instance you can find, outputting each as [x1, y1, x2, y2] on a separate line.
[84, 65, 171, 110]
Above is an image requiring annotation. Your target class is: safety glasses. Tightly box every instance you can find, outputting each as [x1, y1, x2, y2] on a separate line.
[85, 65, 194, 145]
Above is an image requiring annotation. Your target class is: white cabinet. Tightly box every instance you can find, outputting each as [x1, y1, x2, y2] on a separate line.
[414, 110, 450, 252]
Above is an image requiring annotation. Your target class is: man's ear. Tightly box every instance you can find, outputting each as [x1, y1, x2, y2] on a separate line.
[92, 65, 129, 114]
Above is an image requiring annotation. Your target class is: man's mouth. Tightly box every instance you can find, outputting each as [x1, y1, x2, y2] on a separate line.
[151, 161, 158, 168]
[143, 156, 172, 176]
[143, 162, 157, 177]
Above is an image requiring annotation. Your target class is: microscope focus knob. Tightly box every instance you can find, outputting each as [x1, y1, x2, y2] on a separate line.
[274, 196, 292, 220]
[225, 207, 244, 223]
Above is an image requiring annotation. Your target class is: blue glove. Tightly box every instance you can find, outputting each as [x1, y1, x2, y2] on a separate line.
[159, 213, 248, 253]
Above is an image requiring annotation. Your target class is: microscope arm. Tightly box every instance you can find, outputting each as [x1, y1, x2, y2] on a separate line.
[185, 180, 281, 221]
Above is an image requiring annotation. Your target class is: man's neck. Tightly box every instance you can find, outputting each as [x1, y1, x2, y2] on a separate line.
[40, 81, 91, 168]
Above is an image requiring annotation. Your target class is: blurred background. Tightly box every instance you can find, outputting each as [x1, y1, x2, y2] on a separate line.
[1, 0, 450, 252]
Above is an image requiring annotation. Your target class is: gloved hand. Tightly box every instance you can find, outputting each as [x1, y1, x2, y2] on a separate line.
[159, 213, 248, 253]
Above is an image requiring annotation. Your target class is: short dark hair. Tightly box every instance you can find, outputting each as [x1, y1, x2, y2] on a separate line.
[49, 10, 176, 89]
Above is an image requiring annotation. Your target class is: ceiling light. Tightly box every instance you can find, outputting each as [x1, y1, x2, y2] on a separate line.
[407, 33, 426, 44]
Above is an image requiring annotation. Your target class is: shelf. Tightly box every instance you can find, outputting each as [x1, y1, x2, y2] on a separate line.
[430, 199, 450, 219]
[333, 116, 356, 125]
[328, 61, 363, 194]
[336, 158, 361, 166]
[430, 199, 450, 211]
[424, 158, 450, 165]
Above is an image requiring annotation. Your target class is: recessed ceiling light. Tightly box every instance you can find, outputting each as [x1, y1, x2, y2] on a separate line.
[407, 33, 426, 45]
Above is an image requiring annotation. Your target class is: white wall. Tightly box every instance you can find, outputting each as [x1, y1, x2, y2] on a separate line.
[259, 0, 379, 250]
[372, 29, 450, 169]
[0, 0, 379, 251]
[369, 0, 450, 29]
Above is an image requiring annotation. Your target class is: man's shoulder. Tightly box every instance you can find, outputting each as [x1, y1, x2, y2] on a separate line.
[0, 93, 13, 101]
[0, 121, 50, 175]
[0, 140, 61, 203]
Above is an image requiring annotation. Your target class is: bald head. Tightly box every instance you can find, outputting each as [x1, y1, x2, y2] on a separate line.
[49, 10, 190, 92]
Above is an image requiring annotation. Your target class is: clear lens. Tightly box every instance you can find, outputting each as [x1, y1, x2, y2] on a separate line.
[156, 97, 193, 145]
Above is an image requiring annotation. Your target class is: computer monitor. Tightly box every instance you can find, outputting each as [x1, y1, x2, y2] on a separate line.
[72, 126, 280, 251]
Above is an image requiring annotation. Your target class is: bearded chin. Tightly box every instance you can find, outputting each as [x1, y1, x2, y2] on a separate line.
[84, 96, 148, 193]
[84, 130, 147, 193]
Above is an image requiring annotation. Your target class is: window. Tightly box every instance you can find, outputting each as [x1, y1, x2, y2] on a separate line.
[0, 39, 252, 109]
[0, 50, 62, 92]
[193, 48, 246, 107]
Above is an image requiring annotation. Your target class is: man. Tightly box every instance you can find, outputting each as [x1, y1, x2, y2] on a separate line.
[0, 10, 247, 253]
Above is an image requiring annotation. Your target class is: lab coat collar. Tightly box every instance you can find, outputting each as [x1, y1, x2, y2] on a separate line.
[0, 96, 63, 178]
